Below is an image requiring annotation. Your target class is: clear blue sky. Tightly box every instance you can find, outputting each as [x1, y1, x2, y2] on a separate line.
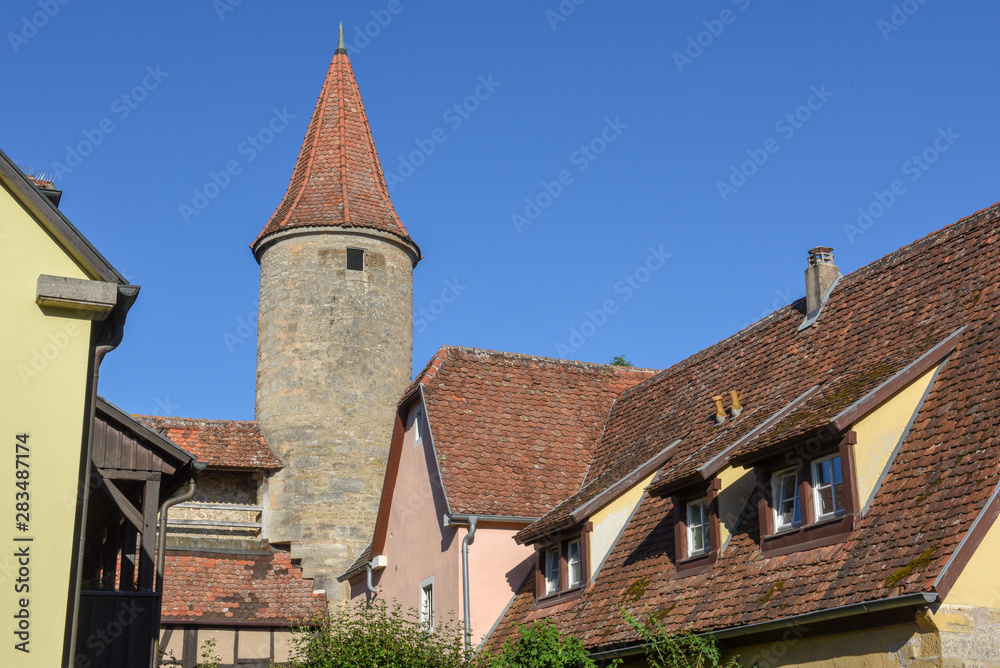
[3, 1, 997, 420]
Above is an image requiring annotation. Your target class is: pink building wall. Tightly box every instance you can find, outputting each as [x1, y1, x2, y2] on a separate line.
[350, 402, 536, 644]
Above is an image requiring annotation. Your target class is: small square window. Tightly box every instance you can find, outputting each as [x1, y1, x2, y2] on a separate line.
[686, 498, 710, 556]
[544, 547, 560, 595]
[420, 582, 434, 632]
[567, 539, 582, 588]
[347, 248, 364, 271]
[772, 468, 801, 531]
[812, 455, 845, 520]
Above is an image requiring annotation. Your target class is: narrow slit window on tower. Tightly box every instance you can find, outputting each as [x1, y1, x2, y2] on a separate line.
[347, 248, 365, 271]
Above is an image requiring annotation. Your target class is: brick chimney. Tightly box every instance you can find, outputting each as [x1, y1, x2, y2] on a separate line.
[800, 247, 840, 330]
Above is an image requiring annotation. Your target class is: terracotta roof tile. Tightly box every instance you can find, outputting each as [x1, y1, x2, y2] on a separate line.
[250, 48, 417, 257]
[134, 415, 281, 470]
[162, 550, 326, 624]
[417, 347, 655, 518]
[489, 200, 1000, 651]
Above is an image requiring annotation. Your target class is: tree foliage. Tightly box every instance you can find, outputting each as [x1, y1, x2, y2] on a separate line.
[621, 608, 738, 668]
[490, 621, 603, 668]
[287, 598, 483, 668]
[610, 355, 634, 367]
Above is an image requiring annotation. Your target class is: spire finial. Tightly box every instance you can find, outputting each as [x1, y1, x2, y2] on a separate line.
[336, 22, 347, 55]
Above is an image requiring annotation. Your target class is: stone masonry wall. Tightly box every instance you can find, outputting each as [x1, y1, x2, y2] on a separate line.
[256, 229, 414, 597]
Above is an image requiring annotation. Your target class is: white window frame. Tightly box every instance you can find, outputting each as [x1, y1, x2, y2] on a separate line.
[685, 497, 710, 557]
[544, 547, 560, 595]
[772, 467, 801, 532]
[566, 539, 582, 589]
[811, 454, 845, 520]
[419, 576, 435, 632]
[413, 406, 423, 446]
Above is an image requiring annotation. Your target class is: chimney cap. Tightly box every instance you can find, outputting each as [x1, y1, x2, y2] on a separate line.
[808, 247, 835, 267]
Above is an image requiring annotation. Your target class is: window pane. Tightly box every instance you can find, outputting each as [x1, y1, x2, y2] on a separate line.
[421, 584, 434, 631]
[774, 470, 800, 529]
[686, 499, 709, 555]
[817, 485, 836, 516]
[833, 481, 845, 512]
[567, 540, 582, 587]
[545, 548, 559, 594]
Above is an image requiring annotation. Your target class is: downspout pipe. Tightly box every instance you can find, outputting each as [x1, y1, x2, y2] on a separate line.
[152, 463, 205, 664]
[65, 285, 139, 667]
[366, 562, 377, 594]
[461, 515, 479, 651]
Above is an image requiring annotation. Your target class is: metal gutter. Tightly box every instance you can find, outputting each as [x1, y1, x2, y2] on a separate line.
[588, 592, 937, 662]
[445, 513, 538, 525]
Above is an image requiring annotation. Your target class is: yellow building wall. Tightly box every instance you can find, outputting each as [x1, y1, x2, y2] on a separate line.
[853, 365, 939, 511]
[0, 182, 96, 666]
[944, 509, 1000, 608]
[589, 472, 656, 577]
[617, 622, 928, 668]
[716, 465, 756, 547]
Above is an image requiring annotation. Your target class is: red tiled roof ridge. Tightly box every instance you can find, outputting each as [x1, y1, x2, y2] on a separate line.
[402, 345, 657, 404]
[250, 49, 418, 257]
[133, 414, 257, 426]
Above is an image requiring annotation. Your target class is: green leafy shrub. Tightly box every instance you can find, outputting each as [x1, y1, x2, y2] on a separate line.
[490, 620, 602, 668]
[622, 608, 737, 668]
[286, 598, 483, 668]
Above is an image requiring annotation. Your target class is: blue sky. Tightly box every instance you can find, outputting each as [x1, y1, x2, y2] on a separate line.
[3, 1, 997, 420]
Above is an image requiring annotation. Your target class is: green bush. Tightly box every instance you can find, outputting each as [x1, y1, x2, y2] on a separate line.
[490, 620, 601, 668]
[286, 598, 483, 668]
[621, 608, 737, 668]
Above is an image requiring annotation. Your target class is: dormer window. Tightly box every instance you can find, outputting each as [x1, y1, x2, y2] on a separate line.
[685, 498, 710, 556]
[812, 454, 845, 520]
[566, 539, 582, 588]
[543, 547, 559, 595]
[772, 468, 802, 531]
[753, 432, 860, 557]
[672, 481, 721, 575]
[534, 526, 592, 608]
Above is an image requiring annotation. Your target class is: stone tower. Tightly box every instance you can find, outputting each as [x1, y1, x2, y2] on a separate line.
[250, 27, 421, 597]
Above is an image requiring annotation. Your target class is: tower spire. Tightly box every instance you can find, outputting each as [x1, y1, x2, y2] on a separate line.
[250, 43, 418, 261]
[336, 22, 347, 55]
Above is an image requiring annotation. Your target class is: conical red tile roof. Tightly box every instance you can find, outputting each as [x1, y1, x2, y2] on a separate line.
[251, 35, 418, 259]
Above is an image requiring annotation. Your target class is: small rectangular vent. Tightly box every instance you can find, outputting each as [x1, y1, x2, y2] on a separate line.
[346, 248, 364, 272]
